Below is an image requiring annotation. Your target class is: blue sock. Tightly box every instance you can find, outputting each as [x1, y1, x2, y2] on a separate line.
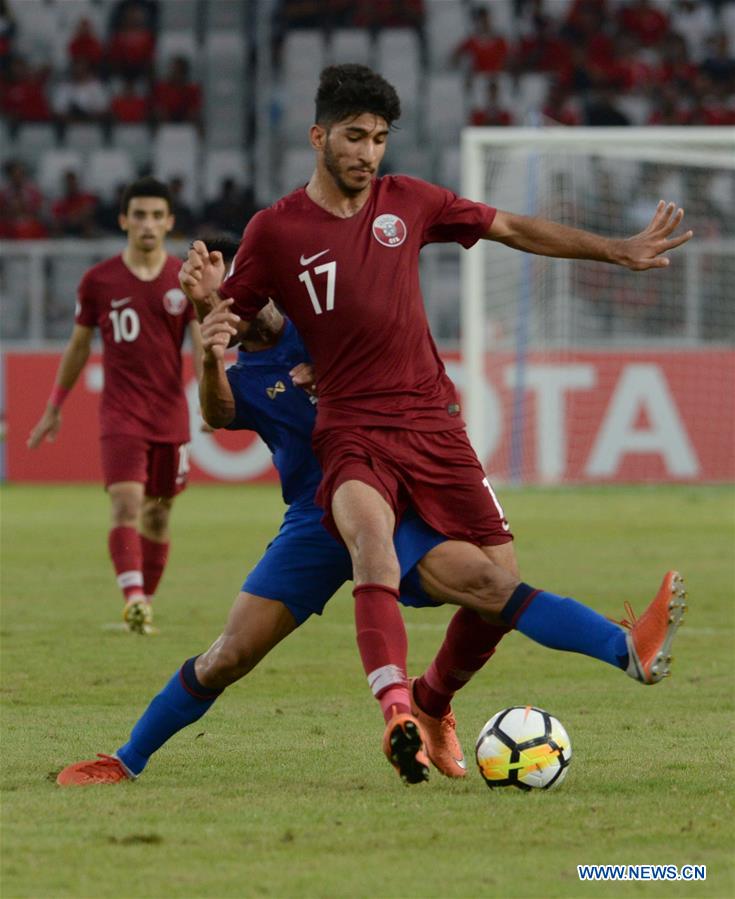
[501, 583, 629, 670]
[116, 657, 222, 776]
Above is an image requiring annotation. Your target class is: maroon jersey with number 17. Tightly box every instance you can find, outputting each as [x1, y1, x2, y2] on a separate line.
[75, 254, 194, 441]
[219, 175, 496, 433]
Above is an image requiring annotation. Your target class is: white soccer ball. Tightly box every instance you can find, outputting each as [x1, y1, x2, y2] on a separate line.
[475, 706, 572, 790]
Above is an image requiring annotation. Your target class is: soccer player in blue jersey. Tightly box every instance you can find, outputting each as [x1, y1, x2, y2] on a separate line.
[56, 241, 511, 786]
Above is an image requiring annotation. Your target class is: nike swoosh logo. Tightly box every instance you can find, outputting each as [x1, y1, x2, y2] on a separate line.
[110, 297, 132, 308]
[299, 249, 329, 267]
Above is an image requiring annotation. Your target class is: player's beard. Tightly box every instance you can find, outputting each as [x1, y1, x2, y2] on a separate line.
[323, 138, 368, 197]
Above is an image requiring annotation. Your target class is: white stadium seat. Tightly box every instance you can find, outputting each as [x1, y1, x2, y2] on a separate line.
[203, 149, 250, 200]
[87, 149, 136, 199]
[37, 149, 84, 196]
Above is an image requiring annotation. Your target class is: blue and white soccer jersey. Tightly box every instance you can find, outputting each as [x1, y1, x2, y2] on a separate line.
[227, 319, 447, 625]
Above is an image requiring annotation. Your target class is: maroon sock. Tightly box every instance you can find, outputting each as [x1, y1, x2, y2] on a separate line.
[141, 535, 169, 599]
[353, 583, 411, 722]
[413, 608, 510, 718]
[108, 526, 144, 602]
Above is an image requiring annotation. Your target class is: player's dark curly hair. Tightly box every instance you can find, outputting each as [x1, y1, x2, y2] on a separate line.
[194, 232, 241, 268]
[315, 64, 401, 128]
[120, 176, 172, 214]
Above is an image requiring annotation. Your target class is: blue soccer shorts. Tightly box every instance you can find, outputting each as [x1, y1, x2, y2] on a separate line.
[242, 497, 446, 625]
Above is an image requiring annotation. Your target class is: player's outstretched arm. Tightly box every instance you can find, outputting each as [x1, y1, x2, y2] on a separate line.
[198, 299, 239, 428]
[179, 240, 227, 321]
[486, 201, 693, 271]
[27, 324, 93, 449]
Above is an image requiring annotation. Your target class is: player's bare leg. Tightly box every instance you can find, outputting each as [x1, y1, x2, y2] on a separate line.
[195, 592, 298, 690]
[57, 593, 298, 785]
[332, 480, 429, 784]
[107, 481, 151, 633]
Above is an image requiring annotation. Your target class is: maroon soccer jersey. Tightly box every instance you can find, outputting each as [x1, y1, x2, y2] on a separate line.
[220, 175, 495, 432]
[75, 254, 194, 441]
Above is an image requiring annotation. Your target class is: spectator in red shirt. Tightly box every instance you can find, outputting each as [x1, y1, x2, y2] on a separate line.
[153, 56, 201, 125]
[0, 160, 48, 239]
[68, 17, 104, 71]
[618, 0, 670, 47]
[452, 6, 509, 83]
[541, 79, 582, 125]
[513, 13, 569, 77]
[0, 54, 51, 125]
[654, 32, 699, 91]
[469, 78, 513, 125]
[647, 84, 692, 124]
[110, 75, 150, 123]
[107, 4, 155, 81]
[51, 169, 99, 237]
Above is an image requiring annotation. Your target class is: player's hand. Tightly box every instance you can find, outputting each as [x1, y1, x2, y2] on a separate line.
[615, 201, 693, 271]
[201, 298, 240, 361]
[27, 407, 61, 449]
[179, 240, 227, 317]
[289, 362, 318, 397]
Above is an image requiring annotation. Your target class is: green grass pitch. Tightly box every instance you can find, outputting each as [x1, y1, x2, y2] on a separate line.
[1, 483, 733, 898]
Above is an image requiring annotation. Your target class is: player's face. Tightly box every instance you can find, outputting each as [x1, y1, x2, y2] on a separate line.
[319, 113, 389, 196]
[119, 197, 174, 252]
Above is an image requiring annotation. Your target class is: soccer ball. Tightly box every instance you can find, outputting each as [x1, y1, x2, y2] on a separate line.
[475, 706, 572, 791]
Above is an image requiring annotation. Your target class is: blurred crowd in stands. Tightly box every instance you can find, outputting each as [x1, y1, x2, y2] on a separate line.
[0, 0, 733, 240]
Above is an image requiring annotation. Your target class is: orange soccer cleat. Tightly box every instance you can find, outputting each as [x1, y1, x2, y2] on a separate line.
[619, 571, 687, 684]
[382, 709, 430, 785]
[409, 678, 467, 778]
[56, 754, 132, 786]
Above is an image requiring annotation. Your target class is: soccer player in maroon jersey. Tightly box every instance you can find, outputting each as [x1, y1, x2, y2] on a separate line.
[180, 65, 692, 785]
[28, 177, 203, 635]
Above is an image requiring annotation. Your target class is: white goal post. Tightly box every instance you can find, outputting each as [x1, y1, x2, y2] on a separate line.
[460, 127, 735, 485]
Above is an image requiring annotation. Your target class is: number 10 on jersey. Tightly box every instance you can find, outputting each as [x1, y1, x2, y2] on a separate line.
[298, 261, 337, 315]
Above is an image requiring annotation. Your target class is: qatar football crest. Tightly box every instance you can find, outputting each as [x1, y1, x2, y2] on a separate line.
[372, 213, 407, 247]
[163, 288, 188, 315]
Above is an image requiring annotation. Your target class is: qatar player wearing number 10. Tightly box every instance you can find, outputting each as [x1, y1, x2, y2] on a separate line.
[181, 65, 692, 785]
[28, 177, 203, 635]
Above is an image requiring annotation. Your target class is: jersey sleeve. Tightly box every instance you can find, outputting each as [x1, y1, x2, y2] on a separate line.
[218, 210, 276, 321]
[417, 179, 496, 249]
[75, 269, 98, 327]
[223, 366, 257, 432]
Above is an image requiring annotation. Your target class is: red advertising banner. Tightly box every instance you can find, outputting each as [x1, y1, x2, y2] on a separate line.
[3, 350, 734, 484]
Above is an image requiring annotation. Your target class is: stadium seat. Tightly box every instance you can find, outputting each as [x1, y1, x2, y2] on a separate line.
[87, 149, 135, 199]
[375, 30, 421, 136]
[0, 119, 10, 164]
[425, 0, 468, 71]
[281, 79, 317, 143]
[0, 258, 30, 340]
[439, 147, 461, 193]
[159, 0, 199, 32]
[37, 149, 84, 196]
[156, 31, 201, 77]
[205, 0, 249, 30]
[13, 124, 58, 169]
[153, 126, 201, 204]
[48, 256, 91, 338]
[203, 149, 250, 200]
[282, 30, 325, 85]
[204, 32, 247, 148]
[426, 73, 466, 146]
[64, 123, 105, 156]
[281, 147, 314, 193]
[330, 29, 372, 66]
[11, 0, 57, 66]
[110, 124, 153, 171]
[518, 74, 550, 120]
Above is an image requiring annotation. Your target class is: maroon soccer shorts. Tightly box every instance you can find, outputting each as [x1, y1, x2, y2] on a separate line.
[312, 426, 513, 547]
[100, 435, 189, 497]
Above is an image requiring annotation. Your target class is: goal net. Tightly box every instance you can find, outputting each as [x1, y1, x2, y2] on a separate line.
[460, 127, 735, 485]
